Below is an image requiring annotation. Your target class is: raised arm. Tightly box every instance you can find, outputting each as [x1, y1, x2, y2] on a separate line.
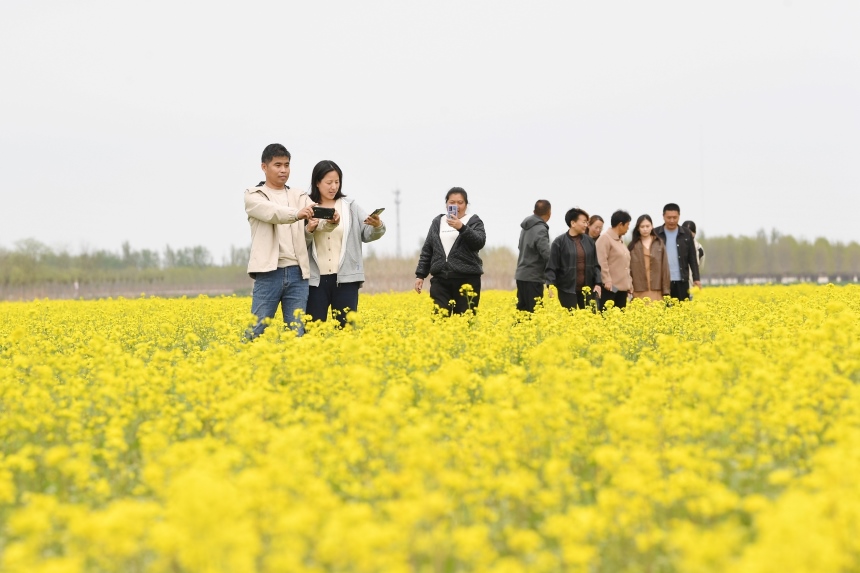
[356, 204, 386, 243]
[245, 190, 300, 224]
[458, 216, 486, 251]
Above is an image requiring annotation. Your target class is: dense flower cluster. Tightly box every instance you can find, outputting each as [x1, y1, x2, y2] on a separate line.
[1, 285, 859, 572]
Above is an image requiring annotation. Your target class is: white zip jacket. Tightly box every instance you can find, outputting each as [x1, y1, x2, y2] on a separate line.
[306, 198, 386, 286]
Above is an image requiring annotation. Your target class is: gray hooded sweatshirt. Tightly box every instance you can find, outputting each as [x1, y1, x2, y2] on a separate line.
[515, 214, 551, 282]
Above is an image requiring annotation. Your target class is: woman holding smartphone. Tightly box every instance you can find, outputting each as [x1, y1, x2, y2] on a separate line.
[305, 160, 385, 328]
[414, 187, 486, 315]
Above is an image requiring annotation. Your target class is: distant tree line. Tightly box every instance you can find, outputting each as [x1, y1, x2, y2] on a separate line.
[702, 230, 860, 281]
[2, 232, 860, 293]
[0, 239, 250, 288]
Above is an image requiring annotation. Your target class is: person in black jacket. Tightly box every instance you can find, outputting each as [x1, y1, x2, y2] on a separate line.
[414, 187, 486, 315]
[653, 203, 701, 301]
[546, 207, 603, 310]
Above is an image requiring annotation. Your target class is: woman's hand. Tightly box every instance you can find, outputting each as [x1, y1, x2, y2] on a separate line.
[594, 285, 602, 298]
[414, 278, 424, 294]
[306, 218, 320, 232]
[365, 214, 382, 227]
[330, 211, 341, 225]
[446, 216, 463, 230]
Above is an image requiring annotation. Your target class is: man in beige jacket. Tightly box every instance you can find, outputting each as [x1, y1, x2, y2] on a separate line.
[595, 210, 633, 310]
[245, 143, 338, 338]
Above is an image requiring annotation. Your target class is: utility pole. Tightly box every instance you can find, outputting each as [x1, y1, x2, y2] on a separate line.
[393, 188, 402, 258]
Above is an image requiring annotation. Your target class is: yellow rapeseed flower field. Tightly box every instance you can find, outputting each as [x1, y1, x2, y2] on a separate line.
[1, 285, 860, 572]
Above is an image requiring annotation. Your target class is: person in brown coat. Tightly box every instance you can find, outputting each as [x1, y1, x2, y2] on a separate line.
[628, 214, 670, 302]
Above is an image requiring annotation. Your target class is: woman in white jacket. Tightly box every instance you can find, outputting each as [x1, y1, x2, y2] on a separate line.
[305, 160, 386, 327]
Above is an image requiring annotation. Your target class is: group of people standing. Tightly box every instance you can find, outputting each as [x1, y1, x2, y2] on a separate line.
[515, 201, 704, 313]
[244, 142, 706, 337]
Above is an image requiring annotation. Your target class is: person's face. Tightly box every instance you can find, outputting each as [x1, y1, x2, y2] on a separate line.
[570, 214, 588, 235]
[262, 156, 290, 187]
[588, 220, 603, 238]
[618, 221, 630, 236]
[663, 210, 680, 230]
[638, 219, 653, 237]
[447, 193, 467, 218]
[317, 170, 340, 201]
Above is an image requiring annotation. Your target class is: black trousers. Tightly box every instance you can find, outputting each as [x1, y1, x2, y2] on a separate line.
[516, 280, 544, 312]
[429, 275, 482, 315]
[307, 274, 360, 328]
[601, 289, 628, 310]
[558, 289, 596, 311]
[670, 280, 690, 301]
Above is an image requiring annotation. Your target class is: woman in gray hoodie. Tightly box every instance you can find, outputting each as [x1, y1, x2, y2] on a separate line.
[305, 160, 386, 328]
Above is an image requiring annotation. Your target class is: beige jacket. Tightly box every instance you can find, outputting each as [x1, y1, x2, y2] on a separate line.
[244, 185, 334, 278]
[596, 228, 632, 291]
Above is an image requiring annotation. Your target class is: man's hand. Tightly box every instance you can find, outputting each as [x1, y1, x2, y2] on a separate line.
[297, 205, 315, 221]
[594, 285, 602, 298]
[694, 280, 702, 289]
[414, 278, 424, 294]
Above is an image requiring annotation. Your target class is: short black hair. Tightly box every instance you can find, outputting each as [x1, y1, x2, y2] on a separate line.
[262, 143, 291, 164]
[565, 207, 589, 228]
[663, 203, 681, 214]
[309, 160, 346, 202]
[446, 187, 468, 204]
[682, 220, 697, 233]
[610, 209, 632, 227]
[534, 199, 551, 217]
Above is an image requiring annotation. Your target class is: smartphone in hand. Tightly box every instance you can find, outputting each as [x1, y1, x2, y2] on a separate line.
[370, 208, 385, 217]
[447, 204, 458, 219]
[312, 206, 336, 220]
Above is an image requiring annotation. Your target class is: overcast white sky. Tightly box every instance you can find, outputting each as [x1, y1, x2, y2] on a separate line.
[1, 1, 858, 261]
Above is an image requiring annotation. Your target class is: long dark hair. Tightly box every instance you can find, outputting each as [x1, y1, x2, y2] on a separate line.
[628, 214, 661, 251]
[309, 160, 346, 203]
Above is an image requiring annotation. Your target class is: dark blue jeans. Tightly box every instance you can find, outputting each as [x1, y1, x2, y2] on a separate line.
[248, 266, 309, 338]
[307, 274, 360, 328]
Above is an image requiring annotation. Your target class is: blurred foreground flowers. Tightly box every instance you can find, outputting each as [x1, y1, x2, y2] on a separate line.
[1, 285, 860, 572]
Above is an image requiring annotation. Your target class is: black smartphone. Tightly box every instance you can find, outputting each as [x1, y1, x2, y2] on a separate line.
[312, 206, 335, 220]
[370, 208, 385, 216]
